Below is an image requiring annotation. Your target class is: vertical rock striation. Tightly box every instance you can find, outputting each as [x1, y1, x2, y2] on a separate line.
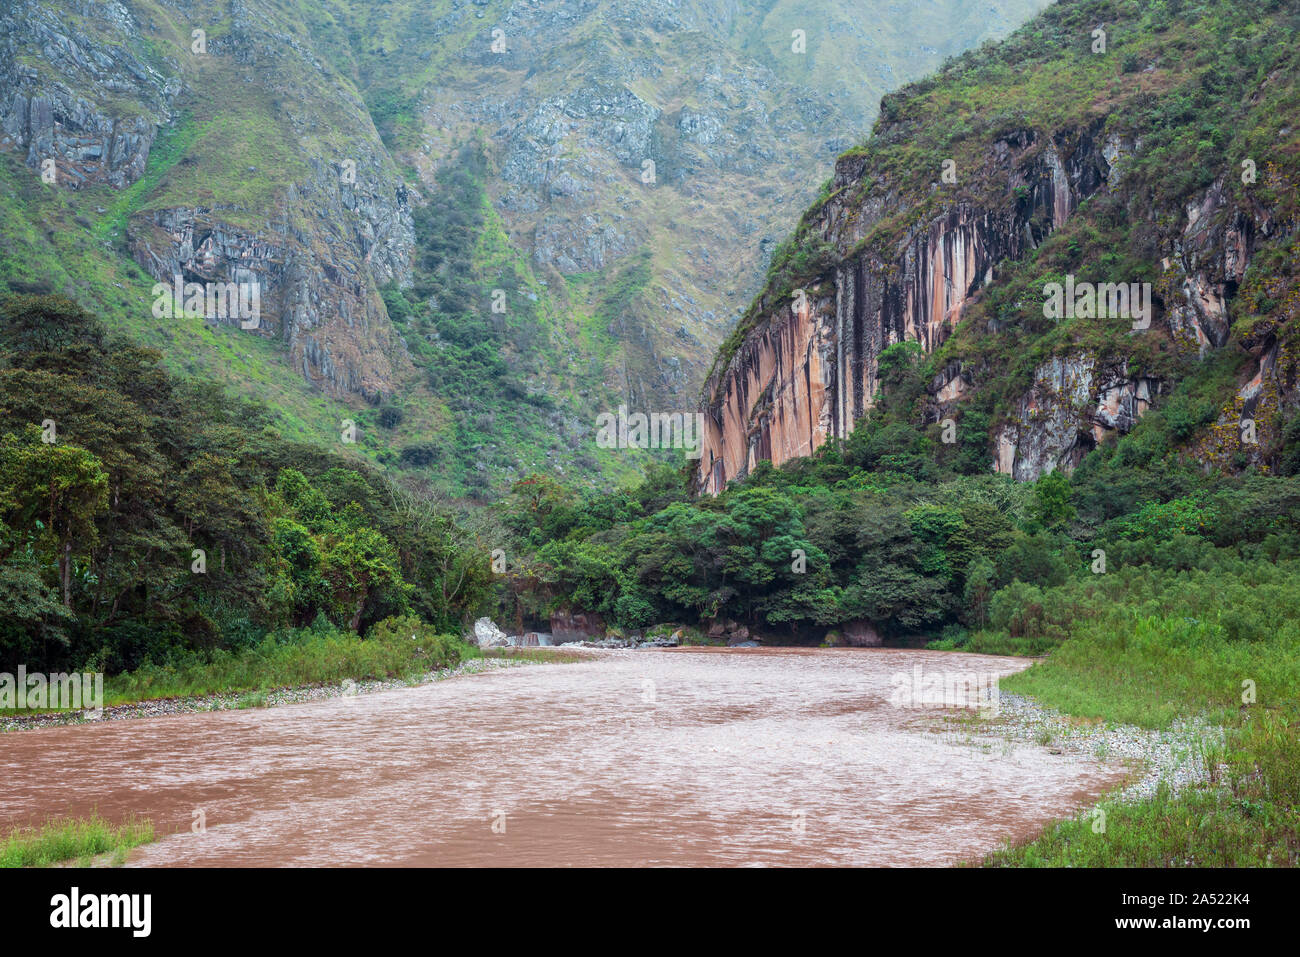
[698, 111, 1288, 492]
[698, 125, 1111, 493]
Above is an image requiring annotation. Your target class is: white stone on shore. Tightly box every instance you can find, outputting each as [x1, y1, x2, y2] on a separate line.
[472, 617, 509, 648]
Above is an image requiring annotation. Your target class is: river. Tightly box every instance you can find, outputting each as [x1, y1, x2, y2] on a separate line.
[0, 647, 1127, 866]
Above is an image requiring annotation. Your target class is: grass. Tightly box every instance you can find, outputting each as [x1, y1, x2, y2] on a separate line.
[985, 772, 1298, 867]
[972, 564, 1300, 866]
[1, 815, 155, 868]
[98, 628, 475, 709]
[2, 632, 586, 724]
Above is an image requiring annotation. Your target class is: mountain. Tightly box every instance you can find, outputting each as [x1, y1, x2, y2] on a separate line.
[0, 0, 1048, 495]
[697, 0, 1299, 493]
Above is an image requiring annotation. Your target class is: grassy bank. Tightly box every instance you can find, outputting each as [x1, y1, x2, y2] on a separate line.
[102, 623, 472, 708]
[1, 816, 155, 868]
[0, 618, 477, 719]
[970, 562, 1300, 866]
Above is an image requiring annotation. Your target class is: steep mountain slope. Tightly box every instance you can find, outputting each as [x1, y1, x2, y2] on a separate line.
[697, 0, 1299, 494]
[0, 0, 1049, 494]
[348, 0, 1049, 408]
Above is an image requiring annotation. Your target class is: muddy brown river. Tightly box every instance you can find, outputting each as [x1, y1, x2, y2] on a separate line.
[0, 648, 1128, 866]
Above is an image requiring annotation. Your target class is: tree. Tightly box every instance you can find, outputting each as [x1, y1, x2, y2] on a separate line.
[323, 528, 409, 632]
[962, 554, 996, 627]
[0, 294, 105, 355]
[0, 429, 108, 608]
[1034, 470, 1077, 530]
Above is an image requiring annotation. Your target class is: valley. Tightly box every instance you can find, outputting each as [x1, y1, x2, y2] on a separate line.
[0, 0, 1297, 878]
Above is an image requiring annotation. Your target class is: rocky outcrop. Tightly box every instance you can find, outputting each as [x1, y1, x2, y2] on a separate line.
[127, 157, 415, 401]
[472, 617, 509, 648]
[0, 0, 177, 189]
[698, 124, 1113, 493]
[1162, 176, 1267, 354]
[1, 0, 415, 401]
[992, 354, 1162, 481]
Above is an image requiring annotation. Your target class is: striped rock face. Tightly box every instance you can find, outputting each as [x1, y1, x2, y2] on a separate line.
[697, 125, 1110, 495]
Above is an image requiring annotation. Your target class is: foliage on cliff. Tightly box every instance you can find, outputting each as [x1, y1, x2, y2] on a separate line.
[709, 0, 1300, 451]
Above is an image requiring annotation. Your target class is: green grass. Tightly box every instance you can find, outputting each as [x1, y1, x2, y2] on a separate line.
[2, 629, 582, 720]
[983, 711, 1300, 867]
[1, 815, 155, 868]
[94, 111, 211, 247]
[971, 561, 1300, 866]
[100, 627, 475, 708]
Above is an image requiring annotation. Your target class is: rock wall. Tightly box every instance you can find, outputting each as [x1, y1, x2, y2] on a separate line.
[0, 0, 177, 189]
[0, 0, 415, 401]
[698, 124, 1111, 494]
[992, 355, 1162, 481]
[697, 115, 1287, 492]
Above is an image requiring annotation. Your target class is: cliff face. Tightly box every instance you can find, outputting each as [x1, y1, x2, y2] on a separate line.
[0, 0, 1054, 472]
[0, 0, 176, 189]
[0, 0, 414, 400]
[697, 0, 1298, 494]
[405, 0, 1050, 409]
[699, 124, 1115, 493]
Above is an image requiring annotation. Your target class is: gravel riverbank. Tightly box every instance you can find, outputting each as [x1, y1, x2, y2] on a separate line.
[956, 692, 1225, 805]
[0, 656, 536, 733]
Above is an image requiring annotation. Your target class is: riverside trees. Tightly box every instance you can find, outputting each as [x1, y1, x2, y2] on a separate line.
[0, 295, 491, 673]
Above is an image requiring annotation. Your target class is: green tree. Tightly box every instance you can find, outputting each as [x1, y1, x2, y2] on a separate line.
[0, 429, 108, 608]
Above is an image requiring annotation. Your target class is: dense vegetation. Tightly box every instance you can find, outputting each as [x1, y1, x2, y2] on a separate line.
[981, 557, 1300, 865]
[498, 336, 1300, 646]
[0, 295, 492, 678]
[377, 143, 594, 497]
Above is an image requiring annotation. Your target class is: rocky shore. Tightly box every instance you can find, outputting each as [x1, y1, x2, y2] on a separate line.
[952, 692, 1224, 805]
[470, 616, 689, 650]
[0, 656, 536, 733]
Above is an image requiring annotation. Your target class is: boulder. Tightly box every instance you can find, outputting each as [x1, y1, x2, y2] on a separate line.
[472, 617, 509, 648]
[707, 622, 726, 639]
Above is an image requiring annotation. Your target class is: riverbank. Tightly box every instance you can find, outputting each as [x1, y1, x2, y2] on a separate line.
[0, 642, 586, 733]
[962, 608, 1300, 867]
[1, 815, 155, 868]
